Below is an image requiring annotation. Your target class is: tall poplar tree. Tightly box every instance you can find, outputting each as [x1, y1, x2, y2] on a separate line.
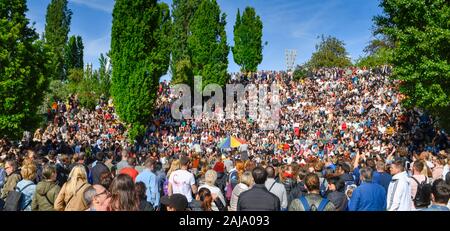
[188, 0, 229, 88]
[111, 0, 172, 141]
[232, 7, 263, 73]
[45, 0, 72, 80]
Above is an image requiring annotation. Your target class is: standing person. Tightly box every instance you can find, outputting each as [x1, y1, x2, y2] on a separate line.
[409, 160, 431, 210]
[229, 171, 254, 211]
[31, 164, 61, 211]
[198, 170, 226, 211]
[422, 179, 450, 211]
[116, 150, 129, 174]
[168, 156, 197, 203]
[135, 182, 154, 211]
[107, 174, 139, 211]
[54, 165, 91, 211]
[387, 160, 412, 211]
[289, 173, 336, 211]
[348, 167, 386, 211]
[237, 167, 280, 211]
[0, 160, 21, 200]
[15, 164, 37, 211]
[91, 152, 111, 185]
[135, 158, 159, 209]
[56, 154, 70, 187]
[373, 161, 392, 194]
[119, 157, 139, 182]
[325, 176, 348, 211]
[265, 166, 288, 210]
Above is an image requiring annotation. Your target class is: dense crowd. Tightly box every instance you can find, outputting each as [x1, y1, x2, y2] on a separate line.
[0, 66, 449, 211]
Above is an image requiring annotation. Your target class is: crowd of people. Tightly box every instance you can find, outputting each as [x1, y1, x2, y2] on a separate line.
[0, 66, 449, 211]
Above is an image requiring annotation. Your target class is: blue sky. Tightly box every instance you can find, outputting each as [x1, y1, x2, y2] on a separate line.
[26, 0, 382, 80]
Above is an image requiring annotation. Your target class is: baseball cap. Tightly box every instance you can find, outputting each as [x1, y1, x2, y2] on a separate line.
[160, 194, 188, 211]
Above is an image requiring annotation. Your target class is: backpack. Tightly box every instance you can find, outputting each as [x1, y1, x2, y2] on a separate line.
[410, 176, 432, 208]
[299, 196, 329, 211]
[3, 182, 34, 211]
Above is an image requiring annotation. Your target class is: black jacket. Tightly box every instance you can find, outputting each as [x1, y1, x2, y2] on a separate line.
[237, 184, 280, 211]
[326, 190, 348, 211]
[91, 162, 110, 185]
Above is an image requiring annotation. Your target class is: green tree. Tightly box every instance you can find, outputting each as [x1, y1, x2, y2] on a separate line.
[171, 0, 201, 85]
[65, 35, 84, 71]
[45, 0, 72, 80]
[111, 0, 172, 141]
[375, 0, 450, 129]
[188, 0, 229, 89]
[232, 7, 263, 73]
[97, 53, 112, 98]
[0, 0, 51, 139]
[306, 35, 351, 69]
[293, 65, 308, 81]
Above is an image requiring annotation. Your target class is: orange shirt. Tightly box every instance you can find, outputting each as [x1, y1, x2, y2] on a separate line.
[119, 167, 139, 182]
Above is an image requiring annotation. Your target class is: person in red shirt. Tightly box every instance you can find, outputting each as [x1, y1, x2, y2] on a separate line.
[119, 157, 139, 182]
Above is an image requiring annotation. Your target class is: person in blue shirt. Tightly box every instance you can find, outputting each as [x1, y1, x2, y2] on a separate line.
[348, 167, 386, 211]
[135, 158, 160, 209]
[372, 161, 392, 194]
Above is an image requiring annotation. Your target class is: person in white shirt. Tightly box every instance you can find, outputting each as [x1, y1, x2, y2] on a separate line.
[387, 160, 412, 211]
[168, 156, 197, 203]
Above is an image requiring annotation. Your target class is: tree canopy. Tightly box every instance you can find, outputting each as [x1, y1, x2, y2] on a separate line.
[232, 7, 263, 73]
[375, 0, 450, 129]
[44, 0, 72, 80]
[111, 0, 172, 141]
[188, 0, 229, 89]
[306, 35, 352, 69]
[0, 0, 51, 139]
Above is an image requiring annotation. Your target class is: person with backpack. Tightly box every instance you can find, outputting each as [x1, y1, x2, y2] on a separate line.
[31, 164, 61, 211]
[409, 160, 432, 210]
[12, 163, 37, 211]
[54, 164, 91, 211]
[289, 173, 335, 211]
[0, 160, 21, 200]
[348, 167, 386, 211]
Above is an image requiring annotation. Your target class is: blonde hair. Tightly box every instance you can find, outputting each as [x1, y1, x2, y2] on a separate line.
[240, 171, 254, 187]
[167, 159, 180, 177]
[66, 165, 88, 195]
[21, 163, 37, 181]
[205, 170, 217, 186]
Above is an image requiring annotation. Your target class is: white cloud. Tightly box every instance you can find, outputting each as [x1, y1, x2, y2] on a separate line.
[71, 0, 114, 13]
